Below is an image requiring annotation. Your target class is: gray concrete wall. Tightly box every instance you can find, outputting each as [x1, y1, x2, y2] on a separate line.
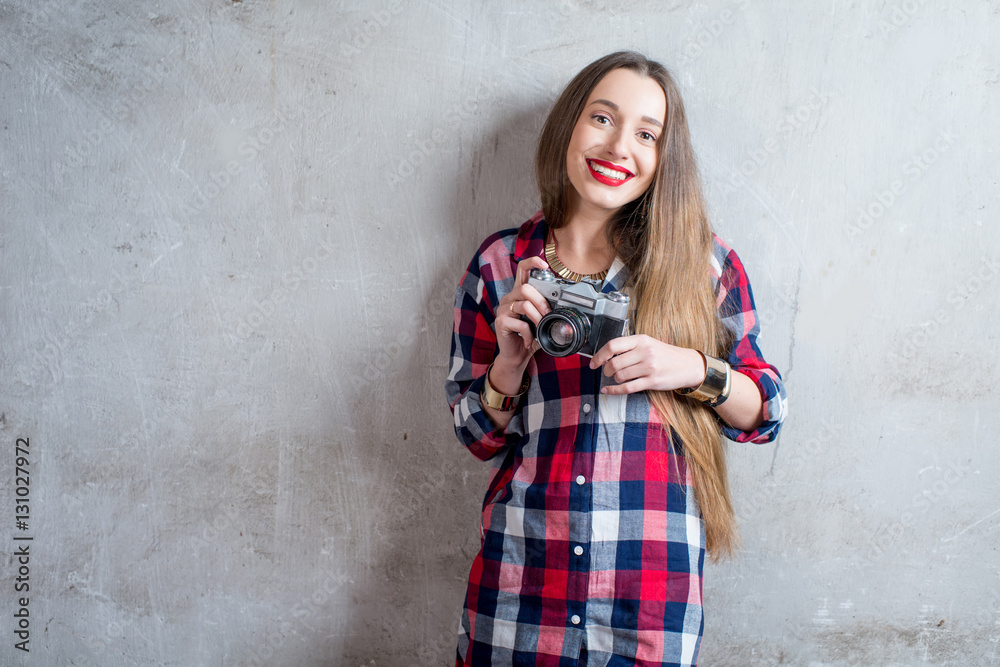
[1, 1, 997, 665]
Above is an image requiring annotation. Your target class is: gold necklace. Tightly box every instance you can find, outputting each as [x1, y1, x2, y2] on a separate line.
[544, 233, 608, 283]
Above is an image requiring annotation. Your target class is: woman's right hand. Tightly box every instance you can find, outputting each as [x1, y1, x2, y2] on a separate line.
[489, 256, 551, 394]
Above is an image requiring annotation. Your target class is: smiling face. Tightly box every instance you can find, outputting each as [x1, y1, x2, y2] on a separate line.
[564, 67, 667, 223]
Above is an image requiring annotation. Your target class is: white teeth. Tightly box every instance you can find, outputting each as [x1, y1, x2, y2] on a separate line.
[589, 161, 628, 180]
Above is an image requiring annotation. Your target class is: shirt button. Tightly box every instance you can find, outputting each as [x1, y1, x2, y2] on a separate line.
[575, 475, 585, 485]
[582, 403, 592, 414]
[571, 615, 581, 625]
[574, 545, 584, 556]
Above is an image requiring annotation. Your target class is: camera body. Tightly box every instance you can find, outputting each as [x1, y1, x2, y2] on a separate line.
[525, 268, 630, 358]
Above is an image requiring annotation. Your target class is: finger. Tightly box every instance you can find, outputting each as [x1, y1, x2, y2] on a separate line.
[604, 350, 645, 381]
[516, 299, 546, 326]
[588, 344, 613, 370]
[505, 296, 543, 323]
[600, 377, 652, 395]
[589, 335, 637, 369]
[518, 286, 551, 319]
[498, 298, 517, 320]
[498, 317, 536, 348]
[604, 357, 651, 384]
[514, 255, 549, 289]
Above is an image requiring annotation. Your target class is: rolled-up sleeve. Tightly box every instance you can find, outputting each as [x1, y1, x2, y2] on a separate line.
[713, 243, 788, 444]
[445, 248, 525, 461]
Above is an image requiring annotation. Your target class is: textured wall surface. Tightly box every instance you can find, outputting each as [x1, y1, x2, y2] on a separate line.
[1, 1, 998, 665]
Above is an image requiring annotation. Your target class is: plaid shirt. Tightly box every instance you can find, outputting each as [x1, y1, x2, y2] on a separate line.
[446, 212, 787, 666]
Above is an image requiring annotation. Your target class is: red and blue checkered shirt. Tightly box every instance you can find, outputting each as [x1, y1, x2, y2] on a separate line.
[446, 212, 787, 666]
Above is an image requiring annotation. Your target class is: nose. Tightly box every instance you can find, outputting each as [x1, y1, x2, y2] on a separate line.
[605, 128, 629, 161]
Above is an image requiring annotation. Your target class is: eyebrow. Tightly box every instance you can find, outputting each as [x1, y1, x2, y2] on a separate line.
[589, 99, 663, 128]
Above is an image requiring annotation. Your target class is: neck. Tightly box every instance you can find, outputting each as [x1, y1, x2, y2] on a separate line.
[552, 209, 615, 277]
[555, 221, 608, 254]
[564, 196, 614, 237]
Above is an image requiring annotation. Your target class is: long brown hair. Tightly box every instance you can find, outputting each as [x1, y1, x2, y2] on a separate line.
[535, 51, 737, 560]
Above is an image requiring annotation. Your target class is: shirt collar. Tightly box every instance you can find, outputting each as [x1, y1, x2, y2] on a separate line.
[602, 256, 629, 294]
[513, 211, 548, 262]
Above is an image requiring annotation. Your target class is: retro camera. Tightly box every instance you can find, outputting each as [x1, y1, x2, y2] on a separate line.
[524, 268, 630, 358]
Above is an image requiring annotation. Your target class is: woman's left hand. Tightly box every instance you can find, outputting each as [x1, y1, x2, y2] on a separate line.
[589, 334, 704, 395]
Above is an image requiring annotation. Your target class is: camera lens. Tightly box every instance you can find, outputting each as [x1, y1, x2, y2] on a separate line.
[549, 321, 576, 348]
[537, 308, 590, 357]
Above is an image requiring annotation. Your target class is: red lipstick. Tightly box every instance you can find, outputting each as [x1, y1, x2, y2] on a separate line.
[586, 159, 635, 187]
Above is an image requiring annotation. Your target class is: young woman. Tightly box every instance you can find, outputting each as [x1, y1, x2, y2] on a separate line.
[446, 51, 787, 666]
